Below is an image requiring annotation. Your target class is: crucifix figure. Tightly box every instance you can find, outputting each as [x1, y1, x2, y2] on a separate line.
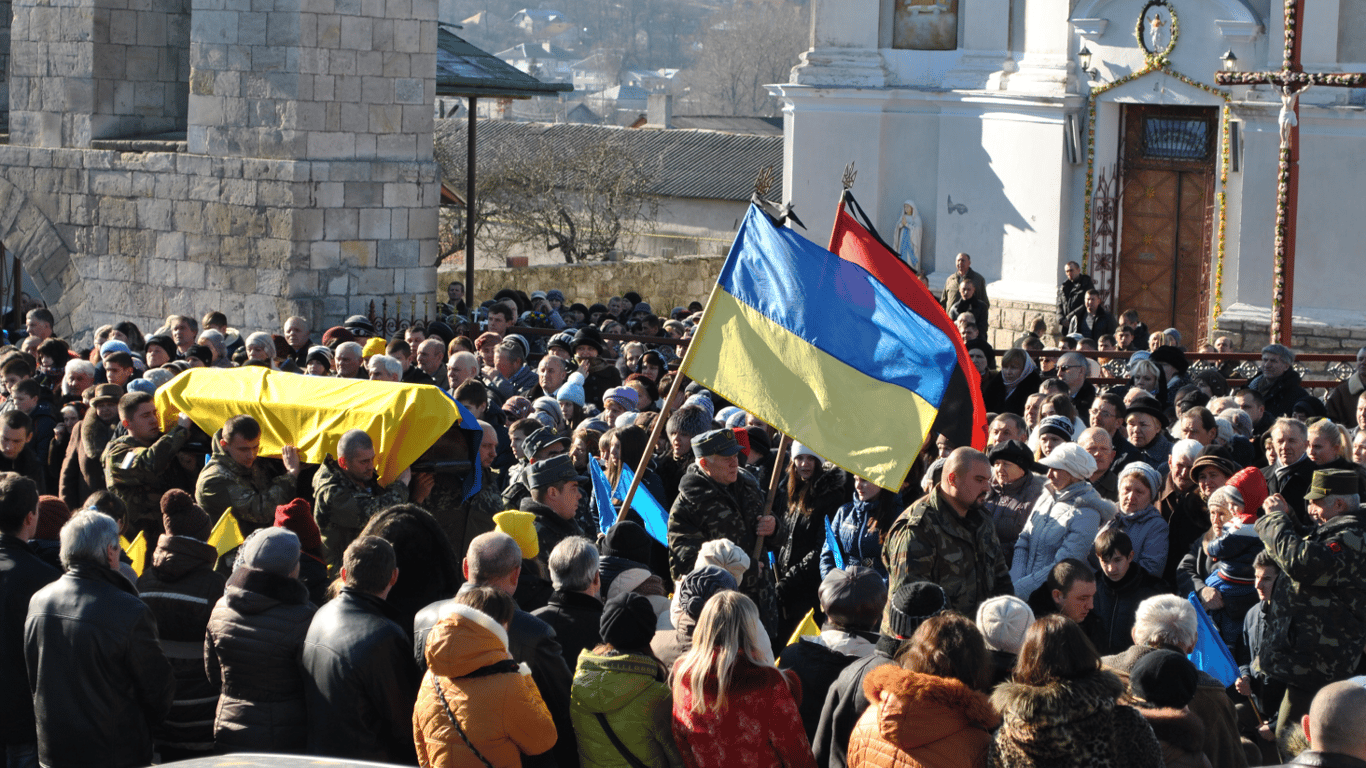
[1215, 0, 1366, 344]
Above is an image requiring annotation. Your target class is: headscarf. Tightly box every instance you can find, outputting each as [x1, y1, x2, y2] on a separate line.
[1001, 348, 1037, 395]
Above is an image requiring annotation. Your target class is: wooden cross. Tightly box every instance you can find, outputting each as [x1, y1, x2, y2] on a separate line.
[1215, 0, 1366, 344]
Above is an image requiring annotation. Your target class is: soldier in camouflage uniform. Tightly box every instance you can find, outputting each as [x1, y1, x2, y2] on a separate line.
[668, 429, 783, 640]
[104, 391, 192, 558]
[1255, 468, 1366, 744]
[881, 447, 1012, 635]
[195, 415, 302, 536]
[312, 429, 414, 574]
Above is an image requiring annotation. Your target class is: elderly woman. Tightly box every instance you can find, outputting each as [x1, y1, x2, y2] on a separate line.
[1010, 444, 1115, 599]
[983, 440, 1048, 568]
[984, 348, 1040, 416]
[1096, 462, 1168, 577]
[245, 332, 276, 368]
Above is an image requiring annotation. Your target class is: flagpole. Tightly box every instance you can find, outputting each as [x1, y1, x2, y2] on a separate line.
[617, 280, 723, 524]
[752, 433, 791, 568]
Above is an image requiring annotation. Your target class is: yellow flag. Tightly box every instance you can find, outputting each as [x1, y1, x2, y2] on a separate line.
[786, 608, 820, 647]
[119, 536, 131, 551]
[208, 510, 244, 558]
[122, 532, 147, 578]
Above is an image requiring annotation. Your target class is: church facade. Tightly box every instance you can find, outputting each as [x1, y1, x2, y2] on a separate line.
[772, 0, 1366, 351]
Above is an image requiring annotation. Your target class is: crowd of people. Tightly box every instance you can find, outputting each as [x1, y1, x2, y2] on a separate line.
[1, 267, 1366, 768]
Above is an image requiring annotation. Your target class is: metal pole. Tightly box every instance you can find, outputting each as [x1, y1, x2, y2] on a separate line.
[465, 96, 478, 316]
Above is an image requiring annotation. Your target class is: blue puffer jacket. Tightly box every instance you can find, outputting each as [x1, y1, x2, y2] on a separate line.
[1011, 481, 1115, 598]
[819, 496, 887, 580]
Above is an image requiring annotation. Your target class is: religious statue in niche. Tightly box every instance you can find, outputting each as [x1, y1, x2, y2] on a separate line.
[1144, 5, 1169, 52]
[891, 200, 924, 275]
[893, 0, 958, 51]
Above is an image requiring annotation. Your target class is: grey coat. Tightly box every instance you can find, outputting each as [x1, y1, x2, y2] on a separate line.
[1011, 481, 1115, 598]
[1100, 504, 1170, 578]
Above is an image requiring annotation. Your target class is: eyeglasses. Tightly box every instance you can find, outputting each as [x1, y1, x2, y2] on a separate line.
[1058, 365, 1082, 373]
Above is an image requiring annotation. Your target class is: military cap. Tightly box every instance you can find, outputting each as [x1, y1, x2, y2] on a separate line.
[527, 454, 581, 490]
[522, 427, 569, 460]
[691, 428, 742, 459]
[1305, 468, 1360, 501]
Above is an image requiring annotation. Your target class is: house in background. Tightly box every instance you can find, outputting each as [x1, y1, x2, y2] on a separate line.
[494, 42, 577, 83]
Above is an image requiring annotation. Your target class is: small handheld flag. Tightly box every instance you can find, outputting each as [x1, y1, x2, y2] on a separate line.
[824, 517, 845, 571]
[208, 510, 245, 558]
[122, 531, 147, 577]
[616, 464, 669, 545]
[787, 608, 820, 646]
[1186, 593, 1240, 687]
[589, 457, 618, 533]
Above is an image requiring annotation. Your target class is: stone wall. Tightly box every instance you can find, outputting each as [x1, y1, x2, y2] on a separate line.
[442, 254, 725, 314]
[987, 297, 1053, 349]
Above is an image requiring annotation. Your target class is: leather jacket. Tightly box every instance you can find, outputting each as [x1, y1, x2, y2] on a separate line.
[0, 534, 59, 745]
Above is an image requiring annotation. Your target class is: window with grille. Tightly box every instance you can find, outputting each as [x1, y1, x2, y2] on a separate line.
[1142, 117, 1211, 161]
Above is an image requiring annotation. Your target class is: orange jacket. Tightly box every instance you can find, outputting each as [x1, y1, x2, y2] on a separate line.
[848, 666, 1000, 768]
[413, 603, 557, 768]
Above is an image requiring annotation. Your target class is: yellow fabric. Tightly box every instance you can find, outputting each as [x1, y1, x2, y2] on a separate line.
[362, 337, 387, 359]
[155, 367, 460, 487]
[787, 608, 820, 647]
[208, 510, 244, 558]
[123, 531, 147, 577]
[684, 290, 939, 491]
[493, 510, 539, 561]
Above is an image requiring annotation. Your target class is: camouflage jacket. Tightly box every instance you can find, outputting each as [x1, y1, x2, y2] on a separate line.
[882, 488, 1013, 634]
[195, 429, 298, 532]
[1255, 507, 1366, 687]
[312, 456, 409, 573]
[421, 473, 500, 565]
[103, 425, 190, 526]
[667, 463, 784, 631]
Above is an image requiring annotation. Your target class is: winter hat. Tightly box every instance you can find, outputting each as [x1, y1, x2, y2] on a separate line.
[695, 538, 750, 584]
[683, 393, 714, 421]
[1037, 415, 1075, 442]
[1227, 466, 1269, 519]
[607, 568, 655, 601]
[533, 396, 563, 425]
[186, 344, 214, 366]
[33, 496, 70, 541]
[99, 340, 132, 357]
[239, 527, 301, 577]
[673, 406, 713, 439]
[160, 489, 211, 541]
[731, 427, 751, 455]
[745, 428, 772, 462]
[1150, 345, 1190, 375]
[503, 395, 534, 421]
[144, 335, 178, 360]
[791, 443, 820, 462]
[603, 520, 652, 565]
[493, 510, 538, 560]
[612, 412, 637, 429]
[274, 499, 322, 553]
[126, 379, 157, 395]
[143, 368, 175, 389]
[818, 566, 888, 631]
[715, 406, 742, 426]
[603, 386, 638, 412]
[599, 592, 657, 651]
[1118, 461, 1162, 502]
[677, 565, 738, 621]
[725, 410, 747, 429]
[306, 345, 334, 367]
[1126, 395, 1169, 428]
[556, 381, 585, 407]
[546, 289, 566, 304]
[320, 326, 355, 347]
[975, 595, 1035, 654]
[475, 331, 502, 349]
[987, 440, 1039, 474]
[503, 334, 531, 361]
[1038, 442, 1097, 481]
[886, 581, 948, 640]
[1130, 649, 1199, 709]
[362, 337, 387, 359]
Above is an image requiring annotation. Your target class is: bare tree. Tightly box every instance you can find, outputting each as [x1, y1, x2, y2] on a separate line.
[680, 0, 809, 116]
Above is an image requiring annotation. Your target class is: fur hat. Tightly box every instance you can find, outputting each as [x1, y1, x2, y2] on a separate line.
[886, 581, 948, 640]
[599, 592, 657, 651]
[160, 489, 211, 541]
[975, 595, 1035, 654]
[239, 527, 301, 577]
[33, 496, 70, 541]
[274, 498, 322, 553]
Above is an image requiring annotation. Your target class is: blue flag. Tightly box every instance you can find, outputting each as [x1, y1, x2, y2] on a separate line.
[615, 464, 670, 546]
[588, 457, 617, 533]
[824, 517, 845, 570]
[1186, 593, 1240, 687]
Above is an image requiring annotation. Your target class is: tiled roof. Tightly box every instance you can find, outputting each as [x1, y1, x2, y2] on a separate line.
[436, 27, 573, 98]
[434, 119, 782, 202]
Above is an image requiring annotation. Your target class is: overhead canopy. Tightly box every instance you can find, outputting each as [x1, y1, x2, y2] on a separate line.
[436, 26, 575, 99]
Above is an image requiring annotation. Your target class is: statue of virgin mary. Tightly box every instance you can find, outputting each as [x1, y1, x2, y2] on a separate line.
[891, 200, 923, 274]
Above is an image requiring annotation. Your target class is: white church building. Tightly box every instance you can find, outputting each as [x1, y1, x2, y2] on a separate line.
[771, 0, 1366, 352]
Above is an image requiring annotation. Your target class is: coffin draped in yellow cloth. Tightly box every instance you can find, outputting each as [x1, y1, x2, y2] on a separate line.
[155, 367, 460, 487]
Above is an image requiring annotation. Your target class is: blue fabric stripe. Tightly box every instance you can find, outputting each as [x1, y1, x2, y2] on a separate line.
[718, 207, 957, 406]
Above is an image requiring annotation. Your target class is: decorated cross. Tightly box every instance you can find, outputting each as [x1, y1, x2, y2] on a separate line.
[1215, 0, 1366, 344]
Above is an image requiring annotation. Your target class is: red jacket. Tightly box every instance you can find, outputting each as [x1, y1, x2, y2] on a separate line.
[671, 656, 816, 768]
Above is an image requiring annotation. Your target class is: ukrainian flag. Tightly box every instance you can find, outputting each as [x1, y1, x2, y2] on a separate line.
[684, 204, 973, 491]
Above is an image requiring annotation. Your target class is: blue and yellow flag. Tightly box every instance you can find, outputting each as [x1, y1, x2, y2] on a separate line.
[684, 204, 974, 490]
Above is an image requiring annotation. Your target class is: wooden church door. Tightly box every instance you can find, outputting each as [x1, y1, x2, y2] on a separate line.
[1116, 104, 1217, 345]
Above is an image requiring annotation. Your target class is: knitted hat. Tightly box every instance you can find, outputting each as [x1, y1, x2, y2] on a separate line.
[987, 440, 1039, 474]
[546, 289, 566, 304]
[362, 337, 387, 359]
[725, 410, 747, 429]
[99, 340, 131, 357]
[683, 393, 714, 421]
[677, 565, 738, 621]
[240, 527, 301, 577]
[715, 406, 741, 426]
[503, 334, 531, 361]
[791, 443, 820, 462]
[1118, 461, 1162, 501]
[320, 326, 355, 347]
[1130, 649, 1199, 709]
[475, 331, 502, 349]
[599, 592, 657, 651]
[731, 427, 751, 455]
[556, 381, 585, 407]
[673, 406, 713, 439]
[127, 379, 157, 395]
[1038, 442, 1097, 481]
[1227, 466, 1269, 518]
[603, 386, 638, 411]
[494, 510, 538, 561]
[745, 427, 772, 462]
[975, 595, 1035, 654]
[33, 496, 70, 541]
[160, 489, 211, 541]
[1037, 415, 1075, 442]
[503, 396, 534, 421]
[695, 539, 749, 583]
[274, 498, 322, 553]
[533, 396, 563, 425]
[186, 344, 214, 366]
[886, 581, 948, 640]
[144, 335, 178, 360]
[343, 315, 376, 337]
[603, 520, 652, 565]
[143, 368, 175, 389]
[818, 566, 888, 631]
[306, 345, 333, 368]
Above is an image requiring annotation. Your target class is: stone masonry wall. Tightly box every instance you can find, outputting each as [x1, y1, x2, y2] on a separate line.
[442, 255, 726, 316]
[987, 297, 1053, 349]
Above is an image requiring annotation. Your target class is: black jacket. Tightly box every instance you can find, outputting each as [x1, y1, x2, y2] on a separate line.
[301, 588, 420, 764]
[1249, 369, 1311, 420]
[811, 638, 898, 768]
[415, 595, 579, 768]
[0, 447, 47, 494]
[778, 632, 871, 739]
[522, 497, 584, 574]
[1263, 457, 1317, 532]
[0, 533, 59, 746]
[1093, 564, 1169, 654]
[25, 562, 175, 768]
[1271, 752, 1366, 768]
[532, 589, 603, 672]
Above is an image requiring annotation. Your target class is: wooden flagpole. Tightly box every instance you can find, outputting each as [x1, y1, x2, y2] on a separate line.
[752, 433, 792, 568]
